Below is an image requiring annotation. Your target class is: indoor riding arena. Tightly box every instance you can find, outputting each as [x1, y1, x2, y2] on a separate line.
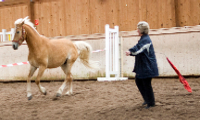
[0, 0, 200, 120]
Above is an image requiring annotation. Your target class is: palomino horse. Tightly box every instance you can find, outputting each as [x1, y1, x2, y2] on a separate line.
[12, 16, 99, 100]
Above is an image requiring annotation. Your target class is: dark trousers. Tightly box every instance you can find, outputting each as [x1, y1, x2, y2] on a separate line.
[135, 77, 155, 106]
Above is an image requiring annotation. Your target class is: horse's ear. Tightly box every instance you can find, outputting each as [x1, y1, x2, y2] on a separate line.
[20, 21, 25, 26]
[20, 16, 28, 26]
[23, 16, 29, 20]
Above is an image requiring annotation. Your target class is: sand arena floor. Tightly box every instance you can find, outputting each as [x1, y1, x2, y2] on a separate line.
[0, 78, 199, 120]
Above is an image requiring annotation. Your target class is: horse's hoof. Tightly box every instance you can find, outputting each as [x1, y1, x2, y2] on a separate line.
[52, 97, 58, 101]
[56, 93, 61, 97]
[28, 96, 32, 100]
[66, 91, 72, 95]
[44, 91, 47, 95]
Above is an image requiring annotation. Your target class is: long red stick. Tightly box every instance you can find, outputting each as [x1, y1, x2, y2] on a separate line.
[166, 57, 192, 93]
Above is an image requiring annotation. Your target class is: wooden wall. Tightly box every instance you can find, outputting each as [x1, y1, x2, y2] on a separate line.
[175, 0, 200, 27]
[0, 0, 30, 31]
[0, 0, 200, 37]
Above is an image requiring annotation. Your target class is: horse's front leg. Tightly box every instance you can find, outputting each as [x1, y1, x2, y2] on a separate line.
[27, 65, 37, 100]
[35, 65, 47, 95]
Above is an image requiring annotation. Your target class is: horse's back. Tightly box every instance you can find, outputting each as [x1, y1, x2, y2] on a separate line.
[49, 38, 76, 51]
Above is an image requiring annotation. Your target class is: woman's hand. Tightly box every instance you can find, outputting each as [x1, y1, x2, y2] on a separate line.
[125, 51, 131, 56]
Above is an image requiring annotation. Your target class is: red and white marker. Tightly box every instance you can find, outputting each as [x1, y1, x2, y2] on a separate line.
[0, 61, 29, 68]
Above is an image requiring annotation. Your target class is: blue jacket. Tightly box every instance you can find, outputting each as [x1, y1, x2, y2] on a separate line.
[129, 34, 159, 79]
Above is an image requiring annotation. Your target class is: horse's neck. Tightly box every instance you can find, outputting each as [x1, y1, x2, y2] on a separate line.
[23, 25, 46, 52]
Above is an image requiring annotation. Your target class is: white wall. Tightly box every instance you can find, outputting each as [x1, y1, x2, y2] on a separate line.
[0, 25, 200, 81]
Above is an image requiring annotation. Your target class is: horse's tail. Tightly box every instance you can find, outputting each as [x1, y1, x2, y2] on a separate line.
[74, 41, 99, 72]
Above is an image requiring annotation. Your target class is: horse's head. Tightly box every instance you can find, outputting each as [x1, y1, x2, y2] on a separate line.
[12, 17, 28, 50]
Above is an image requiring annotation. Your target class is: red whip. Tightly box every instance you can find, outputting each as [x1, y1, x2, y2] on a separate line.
[166, 57, 192, 93]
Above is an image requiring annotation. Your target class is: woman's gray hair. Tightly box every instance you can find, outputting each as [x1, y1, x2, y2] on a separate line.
[137, 21, 150, 34]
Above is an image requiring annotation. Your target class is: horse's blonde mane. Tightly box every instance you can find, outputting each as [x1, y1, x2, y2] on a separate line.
[14, 16, 41, 36]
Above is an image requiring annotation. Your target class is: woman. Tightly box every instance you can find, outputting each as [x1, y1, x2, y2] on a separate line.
[125, 21, 159, 109]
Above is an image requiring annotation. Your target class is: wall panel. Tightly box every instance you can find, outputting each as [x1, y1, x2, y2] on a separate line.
[0, 0, 200, 37]
[190, 0, 200, 26]
[175, 0, 191, 27]
[118, 0, 140, 31]
[0, 2, 29, 31]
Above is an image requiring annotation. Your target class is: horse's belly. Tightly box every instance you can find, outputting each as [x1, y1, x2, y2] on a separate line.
[47, 63, 62, 68]
[47, 57, 66, 68]
[29, 60, 40, 68]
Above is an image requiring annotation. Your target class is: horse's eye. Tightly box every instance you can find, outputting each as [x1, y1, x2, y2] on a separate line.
[17, 31, 20, 34]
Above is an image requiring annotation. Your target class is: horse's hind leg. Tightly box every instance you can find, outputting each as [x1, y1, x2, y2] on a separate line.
[27, 65, 37, 100]
[65, 72, 73, 95]
[56, 78, 67, 97]
[56, 60, 75, 97]
[35, 65, 47, 95]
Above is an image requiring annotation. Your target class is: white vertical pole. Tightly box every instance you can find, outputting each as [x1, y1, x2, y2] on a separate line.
[11, 28, 15, 40]
[2, 29, 6, 42]
[114, 26, 119, 78]
[109, 32, 112, 72]
[112, 32, 115, 71]
[120, 36, 124, 77]
[105, 24, 110, 78]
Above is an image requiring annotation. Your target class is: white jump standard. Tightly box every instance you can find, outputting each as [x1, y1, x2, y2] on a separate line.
[98, 24, 128, 81]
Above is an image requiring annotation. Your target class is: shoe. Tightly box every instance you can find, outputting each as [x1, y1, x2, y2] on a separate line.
[142, 101, 147, 106]
[145, 104, 155, 109]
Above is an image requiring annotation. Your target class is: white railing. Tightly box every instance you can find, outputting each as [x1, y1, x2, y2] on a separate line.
[0, 28, 15, 42]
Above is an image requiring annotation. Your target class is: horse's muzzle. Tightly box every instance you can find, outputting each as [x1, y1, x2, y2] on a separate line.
[12, 42, 19, 50]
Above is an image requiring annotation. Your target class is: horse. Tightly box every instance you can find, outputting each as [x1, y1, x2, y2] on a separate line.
[12, 16, 99, 100]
